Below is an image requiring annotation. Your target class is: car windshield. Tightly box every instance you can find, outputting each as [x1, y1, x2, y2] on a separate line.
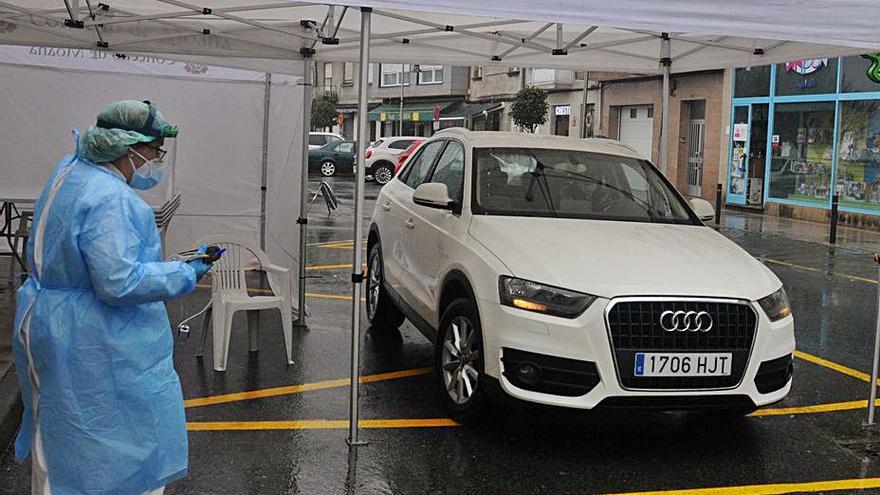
[472, 147, 697, 224]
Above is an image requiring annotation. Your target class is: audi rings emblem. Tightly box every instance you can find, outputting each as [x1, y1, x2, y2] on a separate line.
[659, 310, 713, 332]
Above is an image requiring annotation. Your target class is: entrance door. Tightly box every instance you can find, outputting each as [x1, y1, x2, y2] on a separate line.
[728, 106, 750, 204]
[728, 103, 769, 206]
[619, 105, 654, 160]
[686, 119, 705, 197]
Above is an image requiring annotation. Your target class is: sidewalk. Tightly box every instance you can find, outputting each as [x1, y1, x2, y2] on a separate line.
[720, 208, 880, 254]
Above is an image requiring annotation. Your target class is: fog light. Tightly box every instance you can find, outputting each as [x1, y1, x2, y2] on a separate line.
[517, 363, 541, 385]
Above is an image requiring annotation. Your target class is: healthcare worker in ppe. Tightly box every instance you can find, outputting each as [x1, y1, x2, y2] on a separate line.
[12, 100, 212, 494]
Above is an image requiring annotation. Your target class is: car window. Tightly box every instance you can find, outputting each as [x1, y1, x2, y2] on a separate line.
[371, 139, 385, 148]
[389, 140, 415, 150]
[327, 135, 342, 144]
[428, 141, 465, 204]
[336, 142, 355, 154]
[309, 135, 325, 146]
[403, 140, 446, 189]
[472, 147, 696, 224]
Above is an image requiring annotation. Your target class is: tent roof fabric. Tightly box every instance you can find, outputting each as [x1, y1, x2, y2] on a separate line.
[0, 2, 876, 75]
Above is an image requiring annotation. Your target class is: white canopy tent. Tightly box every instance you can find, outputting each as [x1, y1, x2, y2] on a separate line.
[0, 0, 877, 443]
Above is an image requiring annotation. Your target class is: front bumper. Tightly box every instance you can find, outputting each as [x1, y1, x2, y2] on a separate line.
[477, 296, 795, 410]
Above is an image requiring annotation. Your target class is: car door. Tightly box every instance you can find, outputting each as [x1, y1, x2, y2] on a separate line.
[407, 139, 466, 321]
[379, 139, 446, 306]
[334, 141, 356, 173]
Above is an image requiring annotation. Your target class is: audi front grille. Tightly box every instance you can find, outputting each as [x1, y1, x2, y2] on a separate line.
[605, 298, 757, 390]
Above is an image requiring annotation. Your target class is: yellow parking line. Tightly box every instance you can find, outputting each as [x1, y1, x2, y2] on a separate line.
[194, 284, 364, 301]
[305, 263, 352, 271]
[751, 399, 869, 417]
[187, 418, 459, 431]
[794, 350, 877, 384]
[307, 239, 353, 247]
[597, 477, 880, 495]
[763, 258, 877, 285]
[184, 367, 432, 408]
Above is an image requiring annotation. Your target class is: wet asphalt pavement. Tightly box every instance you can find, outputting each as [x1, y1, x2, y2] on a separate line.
[4, 176, 880, 494]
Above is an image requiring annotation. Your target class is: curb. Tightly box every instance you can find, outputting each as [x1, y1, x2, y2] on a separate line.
[0, 365, 22, 453]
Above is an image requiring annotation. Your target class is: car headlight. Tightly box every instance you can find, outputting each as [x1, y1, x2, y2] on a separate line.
[758, 287, 791, 322]
[498, 276, 596, 318]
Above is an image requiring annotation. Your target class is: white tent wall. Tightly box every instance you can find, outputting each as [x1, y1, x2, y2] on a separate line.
[265, 74, 304, 303]
[0, 46, 305, 302]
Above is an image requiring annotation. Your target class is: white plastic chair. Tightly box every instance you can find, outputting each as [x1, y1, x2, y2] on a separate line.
[195, 236, 293, 372]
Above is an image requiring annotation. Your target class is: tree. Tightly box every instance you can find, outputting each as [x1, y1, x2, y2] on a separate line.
[510, 85, 549, 133]
[311, 94, 339, 131]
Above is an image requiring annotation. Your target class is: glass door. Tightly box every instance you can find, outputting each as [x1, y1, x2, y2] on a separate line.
[728, 104, 770, 206]
[728, 106, 750, 204]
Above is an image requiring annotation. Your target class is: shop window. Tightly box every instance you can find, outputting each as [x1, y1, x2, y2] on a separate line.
[836, 99, 880, 211]
[734, 66, 771, 98]
[647, 106, 654, 118]
[840, 55, 880, 94]
[767, 101, 836, 205]
[630, 108, 638, 119]
[775, 58, 838, 96]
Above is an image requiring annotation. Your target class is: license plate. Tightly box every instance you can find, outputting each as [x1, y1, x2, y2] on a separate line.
[634, 352, 732, 377]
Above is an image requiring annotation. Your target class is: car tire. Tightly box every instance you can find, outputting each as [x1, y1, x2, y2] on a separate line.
[435, 298, 492, 424]
[373, 162, 395, 185]
[320, 160, 336, 177]
[366, 243, 405, 330]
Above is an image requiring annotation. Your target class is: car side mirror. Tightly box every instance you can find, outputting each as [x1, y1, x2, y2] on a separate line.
[689, 197, 715, 222]
[413, 183, 453, 210]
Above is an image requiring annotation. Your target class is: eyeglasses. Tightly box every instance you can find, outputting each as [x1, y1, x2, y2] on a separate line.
[147, 146, 167, 161]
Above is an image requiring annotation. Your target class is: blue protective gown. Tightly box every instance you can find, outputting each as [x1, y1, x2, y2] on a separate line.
[12, 142, 197, 494]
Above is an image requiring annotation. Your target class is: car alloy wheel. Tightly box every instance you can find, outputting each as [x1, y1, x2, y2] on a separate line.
[373, 164, 394, 185]
[441, 315, 481, 405]
[367, 253, 381, 320]
[320, 160, 336, 177]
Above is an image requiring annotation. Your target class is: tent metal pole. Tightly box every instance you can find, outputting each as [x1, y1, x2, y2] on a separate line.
[659, 33, 671, 175]
[348, 6, 371, 447]
[295, 53, 313, 329]
[260, 73, 271, 251]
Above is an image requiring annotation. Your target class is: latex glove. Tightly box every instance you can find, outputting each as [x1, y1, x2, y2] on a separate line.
[188, 259, 213, 282]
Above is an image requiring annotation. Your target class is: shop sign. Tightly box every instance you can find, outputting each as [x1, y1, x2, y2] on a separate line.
[555, 105, 571, 116]
[862, 53, 880, 84]
[785, 58, 827, 90]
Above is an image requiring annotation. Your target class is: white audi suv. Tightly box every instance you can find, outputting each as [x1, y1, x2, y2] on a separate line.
[366, 129, 794, 421]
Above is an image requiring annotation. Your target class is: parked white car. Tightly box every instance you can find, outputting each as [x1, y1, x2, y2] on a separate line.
[366, 129, 794, 422]
[365, 136, 421, 185]
[309, 132, 343, 150]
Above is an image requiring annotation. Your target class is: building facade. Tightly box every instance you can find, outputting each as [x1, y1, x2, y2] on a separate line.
[596, 70, 728, 202]
[726, 55, 880, 228]
[316, 61, 471, 141]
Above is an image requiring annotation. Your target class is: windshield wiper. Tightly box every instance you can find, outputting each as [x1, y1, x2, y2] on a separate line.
[524, 155, 558, 218]
[546, 166, 666, 222]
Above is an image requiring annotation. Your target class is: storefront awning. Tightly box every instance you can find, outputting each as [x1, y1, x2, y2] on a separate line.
[368, 102, 453, 122]
[443, 102, 504, 119]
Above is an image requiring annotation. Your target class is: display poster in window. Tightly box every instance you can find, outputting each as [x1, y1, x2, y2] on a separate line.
[733, 123, 749, 142]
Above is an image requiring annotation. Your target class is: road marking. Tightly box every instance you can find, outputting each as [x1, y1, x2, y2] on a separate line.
[752, 399, 870, 417]
[306, 263, 353, 271]
[184, 367, 432, 408]
[307, 239, 353, 247]
[597, 477, 880, 495]
[763, 258, 877, 285]
[795, 350, 878, 384]
[193, 284, 364, 301]
[187, 418, 459, 431]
